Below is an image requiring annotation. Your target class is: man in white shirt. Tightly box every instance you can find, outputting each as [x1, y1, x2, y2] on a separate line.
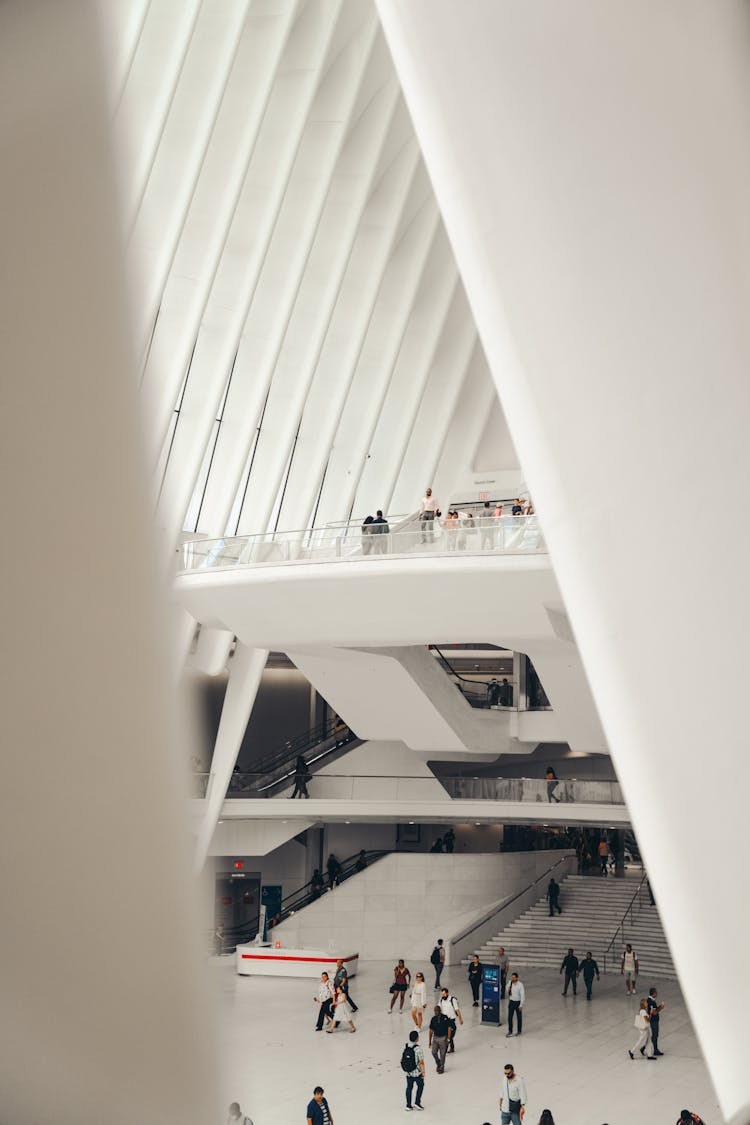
[499, 1063, 527, 1125]
[506, 972, 525, 1037]
[621, 944, 639, 995]
[419, 488, 439, 542]
[439, 988, 464, 1052]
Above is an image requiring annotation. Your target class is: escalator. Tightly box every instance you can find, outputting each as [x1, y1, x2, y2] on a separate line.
[226, 717, 360, 798]
[216, 846, 388, 952]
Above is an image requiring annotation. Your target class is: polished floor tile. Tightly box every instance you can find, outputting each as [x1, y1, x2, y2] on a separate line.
[211, 958, 722, 1124]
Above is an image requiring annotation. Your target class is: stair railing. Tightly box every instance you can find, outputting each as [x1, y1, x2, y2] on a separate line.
[602, 872, 649, 974]
[451, 852, 576, 948]
[217, 847, 389, 952]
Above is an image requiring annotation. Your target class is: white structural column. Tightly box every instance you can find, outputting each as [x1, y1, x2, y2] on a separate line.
[376, 2, 750, 1120]
[194, 643, 268, 871]
[0, 3, 215, 1121]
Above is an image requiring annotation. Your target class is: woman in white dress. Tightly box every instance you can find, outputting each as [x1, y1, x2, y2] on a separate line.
[411, 971, 428, 1028]
[327, 985, 356, 1033]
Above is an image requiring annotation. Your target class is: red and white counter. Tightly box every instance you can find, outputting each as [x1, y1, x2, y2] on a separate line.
[236, 944, 359, 979]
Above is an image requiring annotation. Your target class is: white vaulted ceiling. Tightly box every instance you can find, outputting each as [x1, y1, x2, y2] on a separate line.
[99, 0, 507, 541]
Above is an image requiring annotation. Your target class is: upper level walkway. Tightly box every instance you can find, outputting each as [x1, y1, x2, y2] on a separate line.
[178, 513, 546, 572]
[175, 516, 607, 759]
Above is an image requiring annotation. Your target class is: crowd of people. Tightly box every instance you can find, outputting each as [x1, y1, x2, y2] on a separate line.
[359, 488, 536, 554]
[298, 935, 706, 1124]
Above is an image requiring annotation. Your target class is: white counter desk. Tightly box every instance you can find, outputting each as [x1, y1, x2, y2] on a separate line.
[236, 944, 359, 979]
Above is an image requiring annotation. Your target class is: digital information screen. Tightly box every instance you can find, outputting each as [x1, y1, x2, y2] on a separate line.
[481, 964, 501, 1025]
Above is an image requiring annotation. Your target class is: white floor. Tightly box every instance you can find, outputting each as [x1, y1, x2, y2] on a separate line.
[211, 958, 722, 1125]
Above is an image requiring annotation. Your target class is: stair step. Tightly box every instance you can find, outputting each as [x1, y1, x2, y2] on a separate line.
[462, 873, 675, 976]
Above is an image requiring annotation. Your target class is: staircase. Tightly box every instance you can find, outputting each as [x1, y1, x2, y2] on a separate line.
[470, 873, 676, 978]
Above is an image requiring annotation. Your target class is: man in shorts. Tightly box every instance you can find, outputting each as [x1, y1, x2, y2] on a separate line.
[621, 943, 638, 995]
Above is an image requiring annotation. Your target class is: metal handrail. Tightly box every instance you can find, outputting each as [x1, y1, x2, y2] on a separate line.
[227, 723, 357, 797]
[219, 847, 389, 949]
[451, 852, 576, 945]
[602, 871, 649, 974]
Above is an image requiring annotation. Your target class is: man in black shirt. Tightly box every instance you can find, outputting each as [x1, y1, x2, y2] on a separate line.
[647, 987, 665, 1055]
[546, 877, 561, 916]
[428, 1004, 451, 1073]
[578, 951, 600, 1000]
[468, 954, 483, 1006]
[371, 510, 390, 554]
[560, 948, 579, 995]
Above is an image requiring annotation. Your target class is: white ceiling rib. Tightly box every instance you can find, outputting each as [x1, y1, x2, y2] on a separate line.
[108, 0, 500, 539]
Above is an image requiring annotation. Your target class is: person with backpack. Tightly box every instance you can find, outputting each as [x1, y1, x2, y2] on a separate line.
[439, 987, 464, 1052]
[401, 1029, 425, 1110]
[430, 939, 445, 988]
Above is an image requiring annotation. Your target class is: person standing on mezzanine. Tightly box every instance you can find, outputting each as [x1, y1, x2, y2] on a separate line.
[419, 487, 440, 542]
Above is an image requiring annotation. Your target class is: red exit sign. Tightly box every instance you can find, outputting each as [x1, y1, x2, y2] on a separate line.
[233, 860, 244, 870]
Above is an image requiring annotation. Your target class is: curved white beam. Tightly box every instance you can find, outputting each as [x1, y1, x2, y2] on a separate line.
[375, 2, 750, 1119]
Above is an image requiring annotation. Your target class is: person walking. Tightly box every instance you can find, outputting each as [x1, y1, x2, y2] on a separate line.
[499, 678, 513, 706]
[371, 509, 390, 554]
[326, 985, 356, 1033]
[497, 946, 510, 1000]
[428, 1004, 451, 1074]
[647, 986, 665, 1055]
[306, 1086, 334, 1125]
[314, 971, 335, 1030]
[487, 678, 501, 707]
[419, 487, 440, 543]
[402, 1029, 425, 1111]
[621, 944, 639, 995]
[598, 837, 610, 876]
[430, 939, 445, 988]
[389, 959, 411, 1013]
[227, 1102, 253, 1125]
[334, 958, 358, 1012]
[439, 988, 464, 1051]
[545, 766, 561, 803]
[546, 877, 562, 916]
[628, 998, 656, 1059]
[506, 973, 525, 1036]
[578, 952, 600, 1001]
[290, 754, 310, 799]
[443, 828, 455, 853]
[560, 948, 579, 996]
[326, 853, 342, 888]
[310, 869, 324, 899]
[410, 971, 428, 1028]
[499, 1063, 527, 1125]
[468, 954, 483, 1006]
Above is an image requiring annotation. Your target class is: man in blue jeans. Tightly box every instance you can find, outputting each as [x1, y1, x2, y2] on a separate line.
[499, 1063, 527, 1125]
[403, 1030, 425, 1110]
[306, 1086, 333, 1125]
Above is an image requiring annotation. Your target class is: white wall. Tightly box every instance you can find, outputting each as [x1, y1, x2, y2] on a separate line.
[273, 849, 563, 963]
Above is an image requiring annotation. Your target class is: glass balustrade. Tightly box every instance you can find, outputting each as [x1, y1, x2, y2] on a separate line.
[203, 772, 623, 804]
[179, 515, 546, 572]
[441, 777, 624, 804]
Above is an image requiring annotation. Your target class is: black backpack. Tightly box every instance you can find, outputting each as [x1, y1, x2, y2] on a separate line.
[430, 946, 441, 966]
[400, 1044, 417, 1072]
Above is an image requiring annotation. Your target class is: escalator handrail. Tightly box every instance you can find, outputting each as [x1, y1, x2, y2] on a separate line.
[222, 847, 389, 942]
